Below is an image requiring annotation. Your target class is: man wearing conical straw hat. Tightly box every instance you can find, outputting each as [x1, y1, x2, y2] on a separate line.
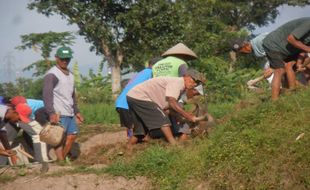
[152, 43, 206, 141]
[152, 43, 197, 78]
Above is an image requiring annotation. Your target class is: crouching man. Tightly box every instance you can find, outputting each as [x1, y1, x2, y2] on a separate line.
[126, 69, 204, 147]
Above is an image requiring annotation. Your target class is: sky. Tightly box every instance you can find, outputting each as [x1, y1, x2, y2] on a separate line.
[0, 0, 103, 82]
[0, 1, 310, 83]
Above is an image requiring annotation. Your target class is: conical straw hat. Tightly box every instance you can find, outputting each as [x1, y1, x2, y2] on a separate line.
[162, 43, 197, 59]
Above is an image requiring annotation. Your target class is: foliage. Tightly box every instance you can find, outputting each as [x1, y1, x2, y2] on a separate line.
[28, 0, 186, 94]
[105, 88, 310, 189]
[16, 31, 75, 59]
[27, 0, 310, 95]
[77, 69, 113, 104]
[15, 77, 43, 99]
[73, 61, 81, 87]
[16, 31, 75, 76]
[23, 60, 57, 77]
[0, 78, 43, 99]
[197, 56, 263, 103]
[0, 82, 19, 98]
[27, 0, 310, 97]
[79, 103, 119, 124]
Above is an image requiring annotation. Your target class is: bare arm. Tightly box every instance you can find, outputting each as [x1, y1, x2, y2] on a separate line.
[72, 89, 84, 123]
[166, 96, 195, 122]
[287, 34, 310, 53]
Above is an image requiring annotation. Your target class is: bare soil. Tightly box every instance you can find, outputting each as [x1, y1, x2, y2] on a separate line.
[0, 128, 152, 190]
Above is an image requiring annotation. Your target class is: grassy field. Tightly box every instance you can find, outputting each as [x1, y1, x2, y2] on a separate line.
[79, 103, 119, 124]
[104, 89, 310, 189]
[1, 89, 309, 189]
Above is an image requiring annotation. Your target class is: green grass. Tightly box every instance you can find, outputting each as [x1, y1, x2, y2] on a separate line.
[104, 88, 310, 189]
[79, 103, 119, 124]
[208, 101, 235, 119]
[0, 174, 16, 183]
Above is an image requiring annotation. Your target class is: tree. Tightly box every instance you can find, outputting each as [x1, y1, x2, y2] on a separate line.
[28, 0, 186, 98]
[28, 0, 310, 99]
[16, 31, 75, 76]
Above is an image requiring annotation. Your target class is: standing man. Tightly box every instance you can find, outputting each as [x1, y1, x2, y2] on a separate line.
[262, 17, 310, 100]
[43, 46, 84, 161]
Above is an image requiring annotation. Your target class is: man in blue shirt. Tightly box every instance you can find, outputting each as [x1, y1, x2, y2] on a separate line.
[115, 57, 161, 138]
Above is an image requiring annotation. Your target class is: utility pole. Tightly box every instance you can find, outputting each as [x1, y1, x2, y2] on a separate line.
[2, 52, 16, 83]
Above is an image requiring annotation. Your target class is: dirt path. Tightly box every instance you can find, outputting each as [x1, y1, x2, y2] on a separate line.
[2, 173, 150, 190]
[1, 130, 152, 190]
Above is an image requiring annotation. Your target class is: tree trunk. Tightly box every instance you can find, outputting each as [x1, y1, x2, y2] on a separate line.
[111, 64, 121, 99]
[101, 40, 123, 99]
[229, 50, 236, 73]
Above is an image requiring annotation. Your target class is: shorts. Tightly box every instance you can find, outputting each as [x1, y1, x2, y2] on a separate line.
[127, 96, 171, 136]
[116, 108, 133, 129]
[60, 116, 79, 135]
[265, 49, 298, 69]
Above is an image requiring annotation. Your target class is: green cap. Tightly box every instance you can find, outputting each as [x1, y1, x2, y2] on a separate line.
[55, 47, 73, 59]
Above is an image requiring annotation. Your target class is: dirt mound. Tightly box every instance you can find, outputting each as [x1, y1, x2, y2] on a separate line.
[79, 131, 127, 155]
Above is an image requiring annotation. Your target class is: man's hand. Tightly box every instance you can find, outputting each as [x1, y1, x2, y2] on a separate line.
[10, 154, 18, 165]
[76, 113, 84, 124]
[296, 64, 306, 72]
[263, 68, 274, 78]
[49, 113, 59, 124]
[188, 114, 198, 123]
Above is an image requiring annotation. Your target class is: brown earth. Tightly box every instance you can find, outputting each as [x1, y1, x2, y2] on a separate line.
[0, 128, 152, 190]
[1, 111, 213, 190]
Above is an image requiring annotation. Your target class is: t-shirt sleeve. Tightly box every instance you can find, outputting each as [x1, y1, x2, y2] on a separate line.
[178, 64, 188, 77]
[291, 21, 310, 40]
[165, 80, 184, 99]
[43, 73, 58, 115]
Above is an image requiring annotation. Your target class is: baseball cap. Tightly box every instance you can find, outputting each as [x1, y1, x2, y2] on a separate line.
[55, 46, 73, 59]
[11, 96, 27, 106]
[187, 68, 206, 84]
[15, 103, 32, 123]
[0, 105, 9, 119]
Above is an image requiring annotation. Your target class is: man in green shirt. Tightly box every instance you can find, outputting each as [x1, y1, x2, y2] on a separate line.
[262, 17, 310, 100]
[152, 43, 197, 77]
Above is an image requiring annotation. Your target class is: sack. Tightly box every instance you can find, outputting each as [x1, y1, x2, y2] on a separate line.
[39, 123, 65, 146]
[8, 144, 30, 166]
